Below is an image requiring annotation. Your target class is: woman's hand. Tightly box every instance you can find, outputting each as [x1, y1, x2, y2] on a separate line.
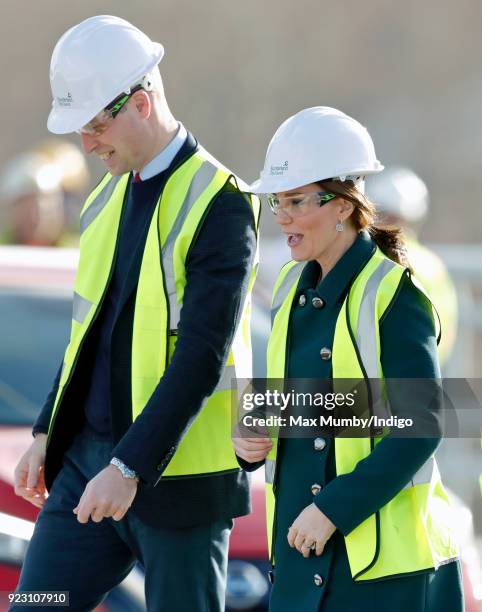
[288, 504, 336, 558]
[232, 423, 272, 463]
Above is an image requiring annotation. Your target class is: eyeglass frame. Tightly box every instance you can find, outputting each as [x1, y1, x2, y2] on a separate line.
[75, 83, 145, 136]
[266, 191, 337, 217]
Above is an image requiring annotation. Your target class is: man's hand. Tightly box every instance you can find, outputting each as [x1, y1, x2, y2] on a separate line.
[14, 434, 48, 508]
[287, 503, 336, 558]
[232, 436, 272, 463]
[73, 465, 138, 524]
[232, 422, 272, 463]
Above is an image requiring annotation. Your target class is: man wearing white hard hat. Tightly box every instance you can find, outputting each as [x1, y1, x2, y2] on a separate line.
[12, 15, 259, 611]
[233, 107, 462, 611]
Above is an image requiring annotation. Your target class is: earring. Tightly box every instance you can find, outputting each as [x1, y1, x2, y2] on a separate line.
[336, 220, 344, 232]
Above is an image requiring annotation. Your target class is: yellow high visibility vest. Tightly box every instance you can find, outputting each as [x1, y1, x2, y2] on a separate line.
[265, 246, 458, 580]
[48, 148, 260, 479]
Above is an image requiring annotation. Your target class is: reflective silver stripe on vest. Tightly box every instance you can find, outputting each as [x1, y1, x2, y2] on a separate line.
[80, 176, 123, 235]
[214, 365, 237, 393]
[162, 161, 219, 330]
[356, 259, 396, 420]
[356, 258, 396, 378]
[271, 262, 306, 325]
[403, 456, 435, 489]
[72, 292, 94, 325]
[265, 458, 276, 484]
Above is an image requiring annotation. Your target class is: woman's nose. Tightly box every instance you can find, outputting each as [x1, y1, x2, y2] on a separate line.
[275, 209, 291, 225]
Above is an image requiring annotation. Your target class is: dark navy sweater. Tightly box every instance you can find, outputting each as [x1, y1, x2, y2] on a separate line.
[81, 159, 168, 435]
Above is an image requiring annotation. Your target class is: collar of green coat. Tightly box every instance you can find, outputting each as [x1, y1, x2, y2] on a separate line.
[295, 230, 376, 306]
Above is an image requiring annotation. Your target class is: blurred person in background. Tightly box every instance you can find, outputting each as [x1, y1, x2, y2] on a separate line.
[0, 152, 67, 246]
[233, 107, 463, 611]
[11, 14, 259, 612]
[33, 139, 90, 231]
[366, 167, 458, 368]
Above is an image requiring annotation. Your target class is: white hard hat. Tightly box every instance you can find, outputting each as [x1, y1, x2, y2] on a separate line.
[0, 153, 62, 201]
[250, 106, 383, 194]
[366, 166, 429, 223]
[48, 15, 164, 134]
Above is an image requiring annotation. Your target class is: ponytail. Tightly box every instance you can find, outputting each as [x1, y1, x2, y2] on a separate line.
[367, 225, 412, 270]
[319, 179, 412, 271]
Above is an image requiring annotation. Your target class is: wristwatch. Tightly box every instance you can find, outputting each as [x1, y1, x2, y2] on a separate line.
[110, 457, 139, 482]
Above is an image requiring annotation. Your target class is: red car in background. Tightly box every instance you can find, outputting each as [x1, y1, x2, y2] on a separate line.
[0, 245, 271, 611]
[0, 245, 480, 612]
[0, 246, 147, 612]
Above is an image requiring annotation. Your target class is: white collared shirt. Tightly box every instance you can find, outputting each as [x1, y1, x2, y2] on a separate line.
[136, 122, 188, 181]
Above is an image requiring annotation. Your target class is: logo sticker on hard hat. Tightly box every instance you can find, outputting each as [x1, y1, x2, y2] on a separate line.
[57, 93, 73, 108]
[270, 160, 289, 176]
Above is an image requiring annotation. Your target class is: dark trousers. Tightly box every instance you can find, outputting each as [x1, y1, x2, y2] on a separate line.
[11, 430, 232, 612]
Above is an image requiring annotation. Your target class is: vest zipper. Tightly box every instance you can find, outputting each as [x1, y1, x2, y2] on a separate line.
[153, 188, 173, 477]
[157, 203, 170, 372]
[47, 183, 130, 446]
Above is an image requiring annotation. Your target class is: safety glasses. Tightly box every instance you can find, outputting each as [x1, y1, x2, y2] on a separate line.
[267, 191, 336, 217]
[76, 84, 144, 137]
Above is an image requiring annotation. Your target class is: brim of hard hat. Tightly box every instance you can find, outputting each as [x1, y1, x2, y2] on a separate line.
[47, 107, 101, 135]
[47, 42, 164, 135]
[249, 166, 384, 194]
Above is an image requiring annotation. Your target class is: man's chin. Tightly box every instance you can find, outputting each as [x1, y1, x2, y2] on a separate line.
[105, 164, 129, 177]
[100, 156, 129, 177]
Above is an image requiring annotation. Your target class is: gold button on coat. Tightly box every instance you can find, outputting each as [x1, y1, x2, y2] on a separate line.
[313, 574, 324, 586]
[311, 483, 322, 495]
[312, 296, 324, 309]
[319, 347, 332, 360]
[298, 294, 307, 307]
[314, 437, 326, 451]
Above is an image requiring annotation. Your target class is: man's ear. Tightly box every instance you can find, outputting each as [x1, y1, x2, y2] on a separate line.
[133, 90, 151, 120]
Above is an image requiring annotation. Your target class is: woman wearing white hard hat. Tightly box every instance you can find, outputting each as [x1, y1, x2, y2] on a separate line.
[233, 107, 463, 611]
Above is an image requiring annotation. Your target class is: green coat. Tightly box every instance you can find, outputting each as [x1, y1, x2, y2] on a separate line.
[269, 232, 463, 612]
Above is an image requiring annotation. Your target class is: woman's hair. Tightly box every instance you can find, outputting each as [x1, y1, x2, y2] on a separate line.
[318, 178, 412, 270]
